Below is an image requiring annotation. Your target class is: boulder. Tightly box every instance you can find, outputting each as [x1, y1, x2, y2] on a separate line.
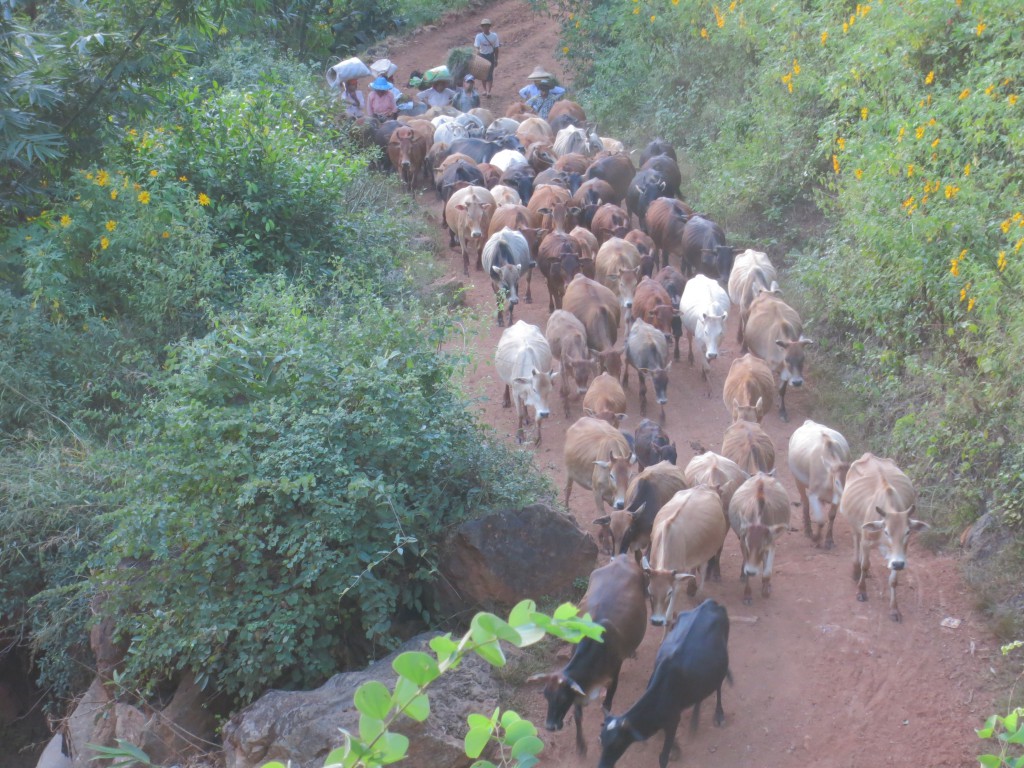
[436, 503, 597, 615]
[222, 632, 498, 768]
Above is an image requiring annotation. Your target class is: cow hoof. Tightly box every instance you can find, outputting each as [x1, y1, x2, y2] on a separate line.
[761, 585, 772, 598]
[824, 539, 835, 551]
[713, 713, 725, 727]
[780, 411, 790, 423]
[857, 592, 868, 602]
[890, 611, 902, 623]
[742, 596, 752, 606]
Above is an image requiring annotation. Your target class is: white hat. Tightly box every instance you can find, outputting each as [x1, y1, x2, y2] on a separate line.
[370, 59, 398, 78]
[527, 67, 554, 81]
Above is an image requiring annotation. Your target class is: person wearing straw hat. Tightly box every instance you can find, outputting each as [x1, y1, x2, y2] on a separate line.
[452, 74, 481, 113]
[525, 76, 562, 120]
[367, 76, 399, 121]
[519, 67, 566, 101]
[416, 74, 457, 108]
[473, 18, 500, 97]
[340, 78, 366, 120]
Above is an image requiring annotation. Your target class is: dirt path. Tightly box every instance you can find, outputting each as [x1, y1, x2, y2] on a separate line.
[382, 5, 1001, 766]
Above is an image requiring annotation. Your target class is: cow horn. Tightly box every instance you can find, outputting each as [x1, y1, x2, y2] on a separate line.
[526, 672, 553, 684]
[567, 679, 586, 697]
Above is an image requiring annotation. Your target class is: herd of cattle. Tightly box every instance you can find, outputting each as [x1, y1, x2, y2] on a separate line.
[373, 98, 930, 767]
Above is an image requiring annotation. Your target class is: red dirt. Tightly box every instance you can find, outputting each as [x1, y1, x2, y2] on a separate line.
[384, 4, 1002, 765]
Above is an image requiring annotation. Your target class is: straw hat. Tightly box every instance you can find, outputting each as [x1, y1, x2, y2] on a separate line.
[369, 76, 392, 92]
[527, 67, 554, 81]
[370, 58, 398, 78]
[480, 18, 493, 26]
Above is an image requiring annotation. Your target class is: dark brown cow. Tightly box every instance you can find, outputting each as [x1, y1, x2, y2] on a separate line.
[681, 214, 737, 282]
[626, 230, 658, 277]
[564, 274, 622, 366]
[640, 154, 682, 199]
[547, 99, 588, 124]
[646, 196, 695, 270]
[591, 203, 631, 245]
[632, 277, 679, 360]
[573, 177, 618, 229]
[387, 125, 428, 192]
[585, 154, 637, 203]
[554, 152, 590, 175]
[537, 231, 582, 311]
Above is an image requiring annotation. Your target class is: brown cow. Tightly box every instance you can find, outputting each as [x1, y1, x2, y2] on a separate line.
[548, 99, 588, 124]
[547, 310, 600, 417]
[728, 471, 791, 603]
[444, 185, 496, 275]
[728, 249, 779, 346]
[516, 116, 555, 147]
[595, 237, 641, 317]
[569, 225, 599, 263]
[598, 460, 689, 556]
[839, 453, 928, 622]
[590, 203, 631, 245]
[683, 450, 750, 581]
[526, 141, 558, 174]
[788, 419, 851, 549]
[564, 416, 635, 517]
[744, 290, 813, 422]
[528, 184, 574, 233]
[554, 152, 590, 175]
[632, 277, 678, 357]
[538, 220, 583, 312]
[435, 151, 477, 188]
[582, 371, 627, 427]
[573, 177, 618, 230]
[584, 153, 636, 203]
[722, 353, 776, 423]
[646, 197, 694, 271]
[625, 230, 658, 277]
[387, 125, 428, 192]
[721, 418, 776, 475]
[477, 161, 503, 188]
[564, 275, 621, 370]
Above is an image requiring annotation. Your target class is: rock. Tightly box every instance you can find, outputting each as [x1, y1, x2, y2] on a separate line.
[961, 511, 1005, 563]
[35, 734, 72, 768]
[222, 632, 498, 768]
[423, 275, 467, 308]
[436, 503, 597, 615]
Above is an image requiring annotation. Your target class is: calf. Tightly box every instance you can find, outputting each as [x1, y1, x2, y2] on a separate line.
[444, 185, 495, 275]
[572, 177, 617, 229]
[728, 471, 791, 603]
[727, 248, 779, 346]
[598, 599, 730, 768]
[722, 353, 775, 423]
[602, 460, 689, 556]
[494, 321, 557, 445]
[634, 418, 677, 470]
[529, 555, 647, 756]
[625, 230, 658, 277]
[547, 310, 600, 417]
[564, 416, 635, 517]
[623, 319, 671, 424]
[744, 290, 813, 421]
[680, 274, 730, 396]
[788, 419, 851, 549]
[582, 371, 628, 428]
[839, 453, 928, 622]
[482, 228, 534, 326]
[721, 419, 776, 475]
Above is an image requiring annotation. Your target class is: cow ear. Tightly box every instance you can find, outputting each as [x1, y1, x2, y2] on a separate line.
[630, 502, 645, 518]
[594, 515, 611, 526]
[549, 370, 559, 381]
[641, 555, 652, 571]
[862, 519, 886, 532]
[909, 518, 930, 532]
[490, 265, 501, 278]
[538, 207, 552, 215]
[770, 523, 789, 538]
[529, 260, 538, 268]
[455, 203, 468, 211]
[774, 339, 789, 349]
[569, 206, 582, 216]
[513, 376, 530, 384]
[799, 337, 815, 345]
[583, 407, 596, 417]
[594, 459, 611, 468]
[673, 572, 696, 585]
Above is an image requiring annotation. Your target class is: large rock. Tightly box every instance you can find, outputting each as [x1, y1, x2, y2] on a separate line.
[436, 503, 597, 615]
[222, 633, 498, 768]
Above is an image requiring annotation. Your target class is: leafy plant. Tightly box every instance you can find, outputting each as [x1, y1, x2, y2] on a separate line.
[977, 641, 1024, 767]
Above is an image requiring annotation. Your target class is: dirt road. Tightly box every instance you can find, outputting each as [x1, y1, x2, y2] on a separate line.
[383, 4, 1000, 765]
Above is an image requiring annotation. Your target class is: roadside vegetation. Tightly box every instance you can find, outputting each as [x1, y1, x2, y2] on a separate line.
[551, 0, 1024, 636]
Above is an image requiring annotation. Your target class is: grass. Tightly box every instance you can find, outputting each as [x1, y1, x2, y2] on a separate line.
[396, 0, 473, 29]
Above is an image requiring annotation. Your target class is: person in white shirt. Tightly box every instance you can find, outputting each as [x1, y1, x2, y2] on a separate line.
[473, 18, 500, 97]
[339, 78, 366, 119]
[416, 79, 456, 109]
[518, 66, 565, 101]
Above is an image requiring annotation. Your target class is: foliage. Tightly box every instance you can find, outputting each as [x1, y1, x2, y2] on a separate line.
[89, 282, 544, 703]
[977, 641, 1024, 767]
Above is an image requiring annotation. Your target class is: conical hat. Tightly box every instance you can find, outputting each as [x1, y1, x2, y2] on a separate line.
[527, 67, 554, 81]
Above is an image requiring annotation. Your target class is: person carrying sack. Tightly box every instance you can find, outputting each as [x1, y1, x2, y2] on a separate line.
[473, 18, 499, 98]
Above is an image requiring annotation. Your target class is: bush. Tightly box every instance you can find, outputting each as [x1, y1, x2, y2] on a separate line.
[91, 282, 545, 703]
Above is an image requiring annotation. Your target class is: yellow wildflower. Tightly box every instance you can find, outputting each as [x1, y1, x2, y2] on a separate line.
[568, 12, 574, 18]
[843, 22, 849, 33]
[198, 192, 211, 206]
[861, 107, 868, 120]
[149, 169, 159, 177]
[931, 137, 940, 148]
[928, 117, 937, 126]
[633, 6, 639, 13]
[907, 165, 914, 177]
[944, 185, 959, 199]
[832, 155, 840, 174]
[162, 231, 170, 239]
[916, 125, 925, 139]
[138, 191, 151, 204]
[836, 137, 845, 150]
[563, 46, 569, 53]
[714, 5, 725, 27]
[793, 59, 800, 75]
[100, 237, 110, 250]
[106, 220, 117, 232]
[1015, 237, 1024, 253]
[854, 168, 863, 180]
[897, 126, 905, 142]
[849, 13, 855, 25]
[729, 0, 736, 10]
[821, 30, 828, 45]
[1010, 94, 1019, 105]
[960, 286, 968, 302]
[975, 20, 986, 35]
[787, 81, 793, 93]
[985, 84, 996, 96]
[1002, 220, 1012, 234]
[967, 297, 976, 312]
[782, 73, 792, 85]
[95, 170, 110, 187]
[700, 27, 709, 38]
[110, 190, 118, 200]
[959, 89, 970, 100]
[997, 251, 1007, 272]
[925, 71, 934, 85]
[650, 14, 656, 22]
[950, 259, 959, 276]
[60, 214, 71, 227]
[902, 195, 915, 208]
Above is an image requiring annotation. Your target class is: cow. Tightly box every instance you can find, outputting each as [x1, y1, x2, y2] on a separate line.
[601, 460, 689, 556]
[438, 158, 485, 205]
[625, 230, 658, 277]
[554, 152, 591, 175]
[444, 185, 496, 275]
[547, 309, 600, 417]
[485, 116, 521, 141]
[387, 125, 428, 192]
[721, 418, 776, 475]
[789, 420, 851, 549]
[455, 111, 486, 138]
[516, 116, 555, 147]
[638, 139, 678, 167]
[498, 164, 535, 204]
[728, 471, 791, 603]
[533, 168, 577, 191]
[584, 154, 636, 203]
[646, 197, 694, 271]
[476, 161, 503, 189]
[680, 215, 736, 282]
[433, 118, 469, 146]
[644, 486, 730, 627]
[549, 112, 582, 133]
[839, 453, 928, 622]
[572, 177, 618, 229]
[598, 599, 730, 768]
[447, 134, 525, 164]
[591, 203, 631, 245]
[640, 154, 682, 200]
[494, 321, 558, 445]
[366, 118, 402, 167]
[537, 232, 582, 311]
[423, 141, 450, 190]
[548, 99, 588, 124]
[527, 184, 574, 232]
[722, 353, 776, 423]
[554, 125, 603, 158]
[623, 319, 671, 424]
[481, 228, 535, 326]
[727, 248, 779, 346]
[490, 148, 529, 173]
[490, 184, 522, 206]
[569, 225, 599, 264]
[598, 136, 626, 154]
[626, 168, 666, 232]
[564, 416, 635, 517]
[632, 277, 679, 359]
[564, 274, 622, 366]
[529, 554, 646, 756]
[680, 274, 730, 396]
[525, 141, 558, 173]
[595, 237, 642, 316]
[582, 371, 628, 427]
[683, 451, 750, 582]
[744, 290, 813, 422]
[635, 418, 677, 470]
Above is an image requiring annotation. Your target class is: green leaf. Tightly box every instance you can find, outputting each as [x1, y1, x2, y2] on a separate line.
[378, 732, 409, 764]
[469, 761, 498, 768]
[508, 600, 537, 628]
[430, 634, 459, 664]
[403, 693, 430, 722]
[515, 756, 540, 768]
[504, 718, 537, 744]
[510, 734, 544, 759]
[500, 709, 523, 728]
[468, 712, 495, 730]
[465, 725, 493, 758]
[393, 651, 440, 686]
[977, 755, 1001, 768]
[322, 744, 350, 768]
[472, 636, 506, 667]
[359, 714, 385, 743]
[1005, 710, 1019, 733]
[354, 681, 393, 720]
[472, 612, 522, 645]
[978, 715, 999, 739]
[552, 602, 580, 621]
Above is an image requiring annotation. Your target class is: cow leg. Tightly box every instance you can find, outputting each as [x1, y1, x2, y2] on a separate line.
[525, 270, 533, 303]
[713, 685, 726, 726]
[855, 536, 870, 602]
[888, 569, 902, 622]
[572, 700, 587, 756]
[638, 372, 648, 417]
[502, 384, 512, 408]
[602, 664, 622, 712]
[462, 245, 470, 276]
[706, 545, 723, 582]
[564, 477, 574, 509]
[686, 329, 695, 365]
[742, 573, 753, 605]
[689, 700, 702, 733]
[658, 713, 682, 768]
[534, 413, 543, 447]
[778, 380, 790, 422]
[824, 504, 838, 549]
[798, 484, 814, 539]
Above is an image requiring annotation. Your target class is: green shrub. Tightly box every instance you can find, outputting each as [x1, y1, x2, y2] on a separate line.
[91, 282, 545, 703]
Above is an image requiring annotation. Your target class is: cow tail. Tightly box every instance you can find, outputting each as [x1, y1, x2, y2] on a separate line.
[498, 239, 513, 266]
[755, 474, 768, 518]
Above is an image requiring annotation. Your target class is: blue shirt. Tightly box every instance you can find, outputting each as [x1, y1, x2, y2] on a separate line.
[526, 92, 561, 119]
[519, 83, 566, 100]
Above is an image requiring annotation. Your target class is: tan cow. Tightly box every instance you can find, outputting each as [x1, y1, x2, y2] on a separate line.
[721, 418, 776, 475]
[683, 451, 749, 581]
[595, 461, 689, 556]
[788, 420, 851, 549]
[728, 471, 791, 603]
[595, 237, 642, 316]
[643, 485, 729, 628]
[727, 249, 779, 346]
[490, 184, 523, 207]
[582, 372, 627, 427]
[547, 310, 600, 417]
[387, 125, 428, 192]
[516, 116, 555, 147]
[564, 416, 635, 518]
[839, 453, 928, 622]
[569, 226, 600, 263]
[744, 290, 813, 422]
[722, 353, 776, 423]
[445, 185, 496, 275]
[564, 275, 621, 363]
[494, 321, 557, 445]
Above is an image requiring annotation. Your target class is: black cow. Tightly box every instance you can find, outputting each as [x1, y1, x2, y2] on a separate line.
[440, 160, 485, 205]
[447, 135, 524, 164]
[626, 168, 666, 233]
[499, 165, 535, 204]
[598, 599, 731, 768]
[634, 419, 677, 470]
[638, 139, 678, 168]
[549, 112, 583, 133]
[640, 154, 682, 200]
[681, 215, 736, 282]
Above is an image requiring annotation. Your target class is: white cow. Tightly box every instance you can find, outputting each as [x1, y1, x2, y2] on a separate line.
[482, 228, 535, 327]
[494, 321, 558, 446]
[727, 249, 779, 347]
[788, 420, 851, 549]
[680, 274, 730, 396]
[490, 149, 530, 173]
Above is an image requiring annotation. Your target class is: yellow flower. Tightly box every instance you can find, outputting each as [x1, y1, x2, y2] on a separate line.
[633, 6, 639, 13]
[563, 46, 569, 53]
[138, 191, 151, 204]
[700, 27, 709, 38]
[782, 73, 792, 85]
[821, 30, 828, 45]
[1016, 237, 1024, 253]
[728, 0, 736, 10]
[967, 297, 976, 312]
[179, 175, 188, 182]
[198, 192, 211, 206]
[854, 168, 863, 180]
[713, 5, 725, 27]
[959, 89, 971, 100]
[928, 117, 937, 126]
[1002, 220, 1012, 234]
[792, 59, 800, 75]
[944, 185, 959, 199]
[985, 84, 996, 96]
[100, 236, 110, 250]
[915, 125, 925, 139]
[950, 259, 959, 276]
[787, 81, 793, 93]
[897, 126, 905, 142]
[861, 107, 868, 120]
[1010, 94, 1019, 106]
[843, 21, 849, 33]
[925, 71, 934, 85]
[95, 170, 110, 187]
[902, 195, 915, 208]
[133, 182, 141, 190]
[110, 190, 118, 200]
[106, 220, 117, 232]
[149, 169, 159, 177]
[975, 20, 986, 36]
[162, 231, 170, 239]
[931, 137, 940, 148]
[568, 12, 574, 18]
[835, 137, 845, 150]
[128, 128, 138, 137]
[997, 251, 1007, 272]
[650, 14, 655, 22]
[672, 0, 679, 4]
[60, 214, 71, 227]
[960, 286, 968, 302]
[832, 154, 840, 174]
